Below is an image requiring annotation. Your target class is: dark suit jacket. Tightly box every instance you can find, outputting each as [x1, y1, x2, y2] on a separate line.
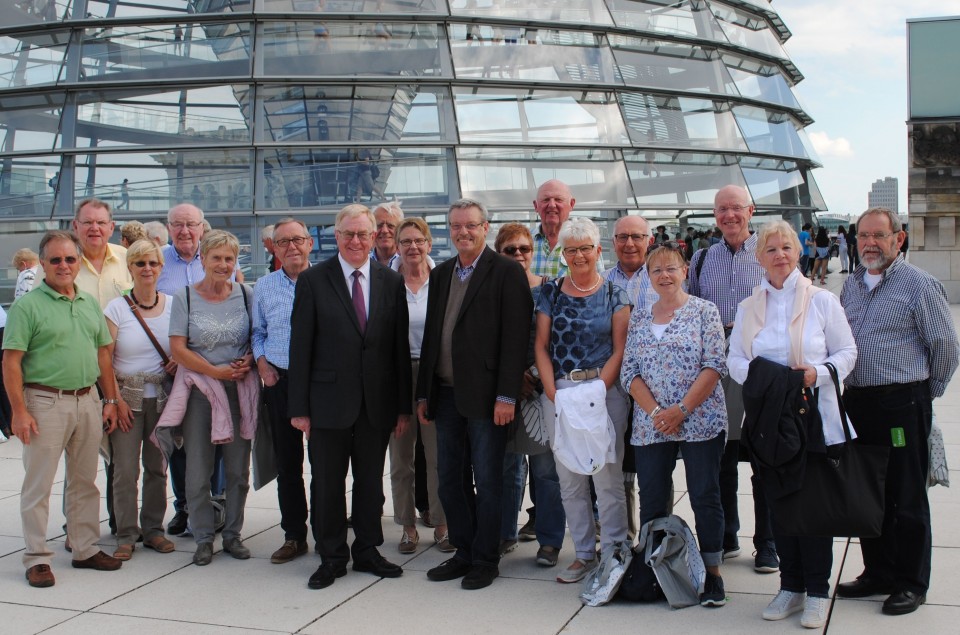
[288, 256, 411, 429]
[416, 246, 532, 420]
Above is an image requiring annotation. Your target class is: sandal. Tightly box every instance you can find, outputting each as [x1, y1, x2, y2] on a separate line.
[143, 535, 176, 554]
[113, 544, 135, 561]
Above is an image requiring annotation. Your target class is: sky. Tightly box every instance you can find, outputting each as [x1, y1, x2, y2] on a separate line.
[775, 0, 955, 219]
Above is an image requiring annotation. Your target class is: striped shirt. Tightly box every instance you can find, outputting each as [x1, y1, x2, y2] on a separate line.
[157, 244, 204, 295]
[840, 255, 959, 398]
[252, 267, 298, 370]
[688, 233, 764, 327]
[605, 262, 658, 312]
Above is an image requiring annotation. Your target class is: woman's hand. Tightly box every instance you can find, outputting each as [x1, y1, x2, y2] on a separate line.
[116, 397, 134, 432]
[164, 359, 178, 376]
[792, 363, 818, 388]
[229, 354, 254, 380]
[212, 364, 237, 381]
[543, 385, 557, 403]
[653, 404, 684, 436]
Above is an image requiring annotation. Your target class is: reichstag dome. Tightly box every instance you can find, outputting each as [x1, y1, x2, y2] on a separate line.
[0, 0, 824, 276]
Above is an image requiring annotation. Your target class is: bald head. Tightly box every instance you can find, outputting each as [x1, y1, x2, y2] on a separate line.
[534, 179, 575, 245]
[713, 184, 754, 248]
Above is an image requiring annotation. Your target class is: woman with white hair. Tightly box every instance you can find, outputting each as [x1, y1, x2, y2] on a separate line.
[534, 217, 631, 584]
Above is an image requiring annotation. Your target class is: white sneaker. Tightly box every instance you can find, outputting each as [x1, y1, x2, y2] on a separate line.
[0, 431, 8, 443]
[556, 557, 597, 584]
[801, 595, 829, 629]
[762, 589, 806, 621]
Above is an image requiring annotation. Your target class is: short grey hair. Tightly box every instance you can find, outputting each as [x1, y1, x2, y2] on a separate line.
[39, 230, 82, 260]
[75, 198, 112, 221]
[373, 200, 404, 223]
[335, 204, 376, 233]
[448, 198, 488, 222]
[755, 220, 802, 257]
[143, 221, 169, 245]
[261, 225, 275, 241]
[167, 203, 205, 224]
[558, 217, 600, 248]
[857, 207, 901, 234]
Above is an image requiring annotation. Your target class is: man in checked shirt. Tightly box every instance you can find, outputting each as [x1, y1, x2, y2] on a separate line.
[837, 207, 958, 616]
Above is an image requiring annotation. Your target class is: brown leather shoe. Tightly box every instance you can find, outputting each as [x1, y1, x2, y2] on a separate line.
[26, 564, 55, 588]
[72, 550, 122, 571]
[271, 539, 308, 564]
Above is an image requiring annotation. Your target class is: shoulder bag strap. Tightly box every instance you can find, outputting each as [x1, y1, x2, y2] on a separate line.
[824, 362, 853, 443]
[122, 294, 171, 366]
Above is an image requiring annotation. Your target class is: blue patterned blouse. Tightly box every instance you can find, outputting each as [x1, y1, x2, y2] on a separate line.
[620, 295, 728, 446]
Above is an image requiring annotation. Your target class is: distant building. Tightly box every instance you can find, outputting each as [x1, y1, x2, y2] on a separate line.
[868, 177, 899, 212]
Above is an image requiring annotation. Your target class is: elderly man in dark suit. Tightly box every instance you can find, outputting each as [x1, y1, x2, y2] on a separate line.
[288, 204, 411, 590]
[416, 198, 532, 590]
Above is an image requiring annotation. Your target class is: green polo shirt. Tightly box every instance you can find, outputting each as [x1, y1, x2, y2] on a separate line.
[2, 282, 112, 390]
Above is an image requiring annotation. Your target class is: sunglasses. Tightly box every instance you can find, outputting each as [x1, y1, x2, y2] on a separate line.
[133, 260, 161, 268]
[47, 256, 79, 265]
[501, 245, 532, 256]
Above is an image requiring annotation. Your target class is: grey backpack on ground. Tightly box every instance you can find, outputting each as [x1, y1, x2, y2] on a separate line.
[637, 515, 706, 609]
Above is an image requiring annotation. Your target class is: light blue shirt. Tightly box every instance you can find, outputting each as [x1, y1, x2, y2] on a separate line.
[252, 267, 298, 369]
[605, 262, 658, 313]
[157, 244, 204, 295]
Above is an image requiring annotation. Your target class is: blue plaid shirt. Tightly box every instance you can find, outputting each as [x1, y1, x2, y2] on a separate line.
[157, 244, 204, 295]
[605, 262, 657, 312]
[252, 267, 298, 370]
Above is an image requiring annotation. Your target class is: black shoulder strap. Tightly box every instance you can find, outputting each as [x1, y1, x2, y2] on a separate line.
[693, 247, 709, 280]
[185, 286, 190, 339]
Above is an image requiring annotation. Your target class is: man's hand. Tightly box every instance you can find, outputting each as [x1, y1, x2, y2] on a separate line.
[257, 357, 279, 387]
[394, 415, 410, 437]
[416, 401, 432, 426]
[116, 397, 134, 432]
[493, 400, 515, 426]
[291, 416, 311, 440]
[11, 410, 39, 445]
[102, 403, 118, 434]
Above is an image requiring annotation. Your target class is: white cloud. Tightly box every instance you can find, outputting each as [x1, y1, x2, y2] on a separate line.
[808, 131, 854, 158]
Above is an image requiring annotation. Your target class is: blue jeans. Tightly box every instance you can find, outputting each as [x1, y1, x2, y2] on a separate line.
[635, 433, 726, 567]
[501, 451, 565, 548]
[434, 386, 507, 566]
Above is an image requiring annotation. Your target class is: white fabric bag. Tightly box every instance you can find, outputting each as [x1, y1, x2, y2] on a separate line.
[552, 380, 616, 475]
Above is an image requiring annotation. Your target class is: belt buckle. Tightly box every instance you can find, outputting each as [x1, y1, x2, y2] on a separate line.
[569, 369, 587, 382]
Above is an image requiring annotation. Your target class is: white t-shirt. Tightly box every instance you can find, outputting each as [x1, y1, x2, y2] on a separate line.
[406, 278, 429, 359]
[864, 272, 882, 291]
[104, 294, 173, 398]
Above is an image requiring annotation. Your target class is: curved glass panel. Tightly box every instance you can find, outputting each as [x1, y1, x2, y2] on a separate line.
[258, 85, 452, 143]
[741, 157, 810, 206]
[723, 54, 800, 109]
[610, 36, 738, 95]
[456, 147, 630, 208]
[732, 105, 807, 158]
[84, 1, 253, 18]
[708, 1, 787, 59]
[621, 93, 747, 151]
[450, 27, 619, 84]
[607, 0, 726, 41]
[66, 85, 250, 150]
[260, 146, 453, 210]
[257, 0, 445, 14]
[449, 0, 613, 27]
[261, 21, 445, 77]
[78, 23, 252, 82]
[624, 150, 745, 206]
[0, 91, 65, 152]
[0, 31, 69, 89]
[0, 155, 57, 218]
[3, 0, 65, 29]
[454, 88, 628, 145]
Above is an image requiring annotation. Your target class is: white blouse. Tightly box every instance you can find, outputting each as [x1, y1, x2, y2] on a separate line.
[728, 269, 858, 446]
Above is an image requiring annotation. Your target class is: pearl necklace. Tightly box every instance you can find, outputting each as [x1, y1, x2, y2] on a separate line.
[132, 290, 160, 310]
[569, 274, 602, 293]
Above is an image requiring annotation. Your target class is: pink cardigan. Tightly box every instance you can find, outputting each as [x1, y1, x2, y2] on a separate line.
[153, 366, 260, 445]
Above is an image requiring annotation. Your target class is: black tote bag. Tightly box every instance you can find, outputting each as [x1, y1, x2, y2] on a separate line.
[772, 363, 890, 538]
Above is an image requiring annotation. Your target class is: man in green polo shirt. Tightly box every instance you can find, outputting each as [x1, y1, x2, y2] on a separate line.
[2, 230, 122, 588]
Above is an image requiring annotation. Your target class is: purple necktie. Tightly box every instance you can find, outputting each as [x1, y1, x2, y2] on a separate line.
[352, 270, 367, 333]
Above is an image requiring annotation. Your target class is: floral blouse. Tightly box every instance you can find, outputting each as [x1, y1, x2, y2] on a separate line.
[620, 295, 728, 446]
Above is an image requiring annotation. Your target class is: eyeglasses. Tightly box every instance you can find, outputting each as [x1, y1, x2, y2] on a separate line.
[450, 222, 484, 233]
[398, 237, 428, 248]
[376, 221, 397, 231]
[338, 230, 373, 242]
[47, 256, 79, 265]
[170, 221, 202, 231]
[133, 260, 161, 268]
[856, 232, 894, 241]
[501, 245, 532, 256]
[650, 266, 683, 276]
[562, 244, 596, 258]
[714, 204, 750, 214]
[78, 220, 111, 229]
[614, 233, 650, 244]
[275, 236, 309, 248]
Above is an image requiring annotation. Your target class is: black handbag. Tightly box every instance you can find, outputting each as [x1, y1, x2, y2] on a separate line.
[772, 363, 890, 538]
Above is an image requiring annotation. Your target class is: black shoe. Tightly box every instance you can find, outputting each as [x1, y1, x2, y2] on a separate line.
[167, 510, 189, 536]
[353, 554, 403, 578]
[882, 590, 925, 615]
[427, 557, 472, 582]
[518, 516, 537, 541]
[461, 563, 499, 590]
[754, 544, 779, 573]
[308, 562, 347, 589]
[837, 575, 896, 598]
[700, 572, 726, 607]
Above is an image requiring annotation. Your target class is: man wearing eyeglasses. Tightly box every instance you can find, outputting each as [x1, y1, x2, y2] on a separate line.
[252, 218, 315, 566]
[837, 207, 958, 616]
[688, 184, 778, 575]
[4, 230, 123, 588]
[289, 204, 411, 590]
[32, 198, 133, 308]
[371, 201, 435, 271]
[416, 199, 532, 590]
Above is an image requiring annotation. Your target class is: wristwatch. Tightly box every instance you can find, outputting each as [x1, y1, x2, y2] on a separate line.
[103, 399, 119, 405]
[677, 402, 690, 418]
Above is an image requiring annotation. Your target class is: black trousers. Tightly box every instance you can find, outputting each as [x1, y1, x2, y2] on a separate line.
[308, 403, 389, 566]
[263, 370, 312, 544]
[844, 381, 932, 594]
[719, 439, 774, 549]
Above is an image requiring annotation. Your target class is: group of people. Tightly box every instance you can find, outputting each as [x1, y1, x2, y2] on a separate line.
[2, 182, 955, 628]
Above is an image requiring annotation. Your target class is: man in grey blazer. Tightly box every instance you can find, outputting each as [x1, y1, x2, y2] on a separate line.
[289, 204, 411, 590]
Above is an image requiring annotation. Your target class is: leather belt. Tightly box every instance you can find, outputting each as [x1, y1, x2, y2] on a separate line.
[24, 383, 93, 396]
[559, 368, 602, 382]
